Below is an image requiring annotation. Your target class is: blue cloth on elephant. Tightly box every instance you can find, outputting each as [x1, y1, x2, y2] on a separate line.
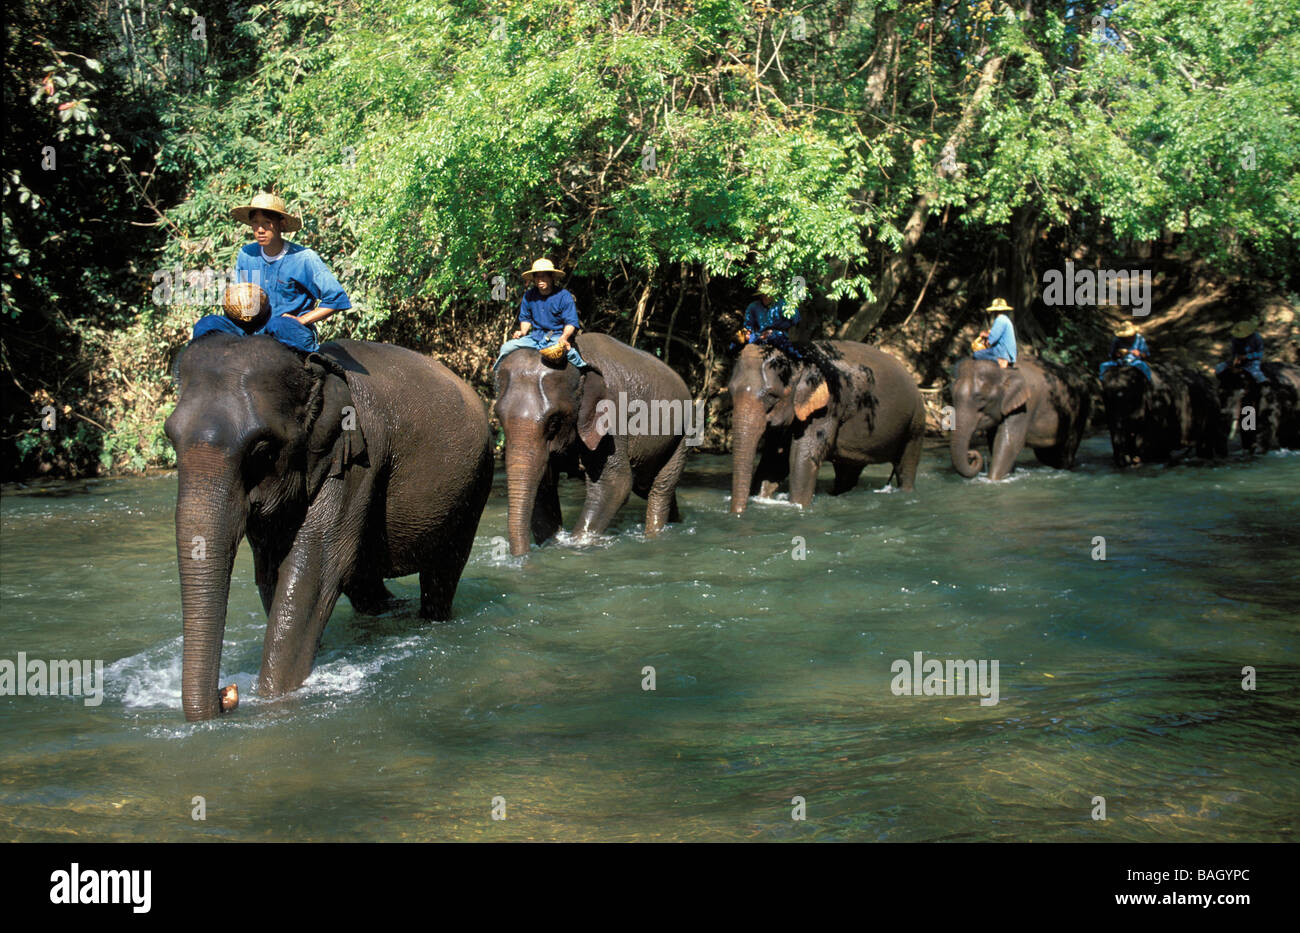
[973, 313, 1017, 363]
[493, 286, 587, 368]
[191, 308, 321, 352]
[1215, 332, 1267, 384]
[741, 299, 802, 359]
[1099, 334, 1152, 381]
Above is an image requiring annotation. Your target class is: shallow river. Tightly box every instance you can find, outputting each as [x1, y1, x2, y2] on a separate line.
[1, 439, 1297, 841]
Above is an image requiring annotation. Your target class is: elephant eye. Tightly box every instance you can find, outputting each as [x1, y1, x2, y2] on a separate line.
[545, 413, 564, 437]
[246, 436, 279, 472]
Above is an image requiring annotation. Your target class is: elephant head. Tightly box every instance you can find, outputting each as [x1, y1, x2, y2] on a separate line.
[164, 333, 362, 721]
[1101, 366, 1148, 466]
[727, 344, 833, 515]
[948, 358, 1030, 477]
[494, 350, 608, 556]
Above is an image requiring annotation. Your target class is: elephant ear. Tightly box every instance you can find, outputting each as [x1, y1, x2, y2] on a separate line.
[1001, 370, 1031, 417]
[793, 369, 831, 421]
[303, 352, 369, 499]
[576, 368, 610, 450]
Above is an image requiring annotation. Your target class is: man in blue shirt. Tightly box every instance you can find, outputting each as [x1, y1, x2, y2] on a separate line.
[1099, 321, 1152, 381]
[738, 279, 801, 358]
[973, 298, 1017, 366]
[191, 192, 351, 352]
[1215, 320, 1267, 384]
[494, 258, 588, 369]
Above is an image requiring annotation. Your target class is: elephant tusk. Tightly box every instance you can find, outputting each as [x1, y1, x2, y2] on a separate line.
[219, 683, 239, 713]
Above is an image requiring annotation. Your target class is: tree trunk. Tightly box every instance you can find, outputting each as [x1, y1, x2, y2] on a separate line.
[840, 51, 1007, 342]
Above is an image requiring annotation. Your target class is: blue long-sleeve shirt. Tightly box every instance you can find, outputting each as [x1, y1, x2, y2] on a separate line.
[519, 287, 580, 333]
[744, 299, 798, 333]
[985, 313, 1017, 362]
[1229, 333, 1264, 363]
[236, 242, 350, 318]
[1109, 333, 1149, 359]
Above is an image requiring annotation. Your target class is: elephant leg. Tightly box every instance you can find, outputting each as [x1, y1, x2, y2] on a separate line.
[259, 507, 352, 699]
[830, 461, 864, 495]
[892, 425, 924, 491]
[645, 440, 687, 537]
[344, 576, 397, 615]
[789, 419, 835, 507]
[419, 530, 473, 620]
[752, 433, 789, 497]
[574, 451, 633, 540]
[422, 453, 492, 618]
[988, 414, 1028, 481]
[531, 476, 563, 546]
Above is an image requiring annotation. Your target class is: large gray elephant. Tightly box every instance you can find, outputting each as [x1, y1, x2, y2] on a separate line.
[949, 356, 1091, 480]
[728, 340, 925, 514]
[1101, 361, 1224, 466]
[494, 332, 693, 556]
[1217, 361, 1300, 452]
[165, 334, 493, 721]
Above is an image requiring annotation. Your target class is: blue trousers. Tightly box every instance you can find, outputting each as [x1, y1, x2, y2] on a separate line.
[494, 332, 587, 369]
[1216, 359, 1267, 383]
[973, 348, 1014, 364]
[191, 312, 320, 352]
[1100, 358, 1152, 381]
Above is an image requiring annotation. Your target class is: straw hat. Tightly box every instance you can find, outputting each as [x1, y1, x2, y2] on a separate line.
[223, 283, 271, 328]
[230, 192, 302, 233]
[522, 258, 565, 285]
[1230, 319, 1258, 339]
[1116, 321, 1139, 337]
[986, 297, 1013, 314]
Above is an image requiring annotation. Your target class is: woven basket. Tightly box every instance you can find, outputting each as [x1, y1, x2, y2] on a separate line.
[539, 342, 568, 363]
[223, 283, 271, 326]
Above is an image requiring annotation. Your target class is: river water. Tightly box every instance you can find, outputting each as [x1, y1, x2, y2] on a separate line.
[1, 438, 1297, 841]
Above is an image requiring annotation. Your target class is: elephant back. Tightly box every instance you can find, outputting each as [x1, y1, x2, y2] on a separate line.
[572, 332, 692, 401]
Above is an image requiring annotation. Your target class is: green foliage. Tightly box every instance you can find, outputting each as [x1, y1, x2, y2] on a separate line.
[5, 0, 1298, 477]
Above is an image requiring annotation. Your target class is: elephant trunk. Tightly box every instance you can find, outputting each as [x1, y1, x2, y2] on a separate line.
[504, 425, 547, 557]
[949, 412, 983, 478]
[730, 394, 766, 515]
[175, 445, 246, 722]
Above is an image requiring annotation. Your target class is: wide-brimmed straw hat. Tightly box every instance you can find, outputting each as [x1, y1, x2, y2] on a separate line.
[522, 258, 565, 285]
[1230, 319, 1258, 339]
[231, 192, 302, 233]
[223, 283, 271, 327]
[986, 297, 1013, 314]
[1116, 321, 1140, 337]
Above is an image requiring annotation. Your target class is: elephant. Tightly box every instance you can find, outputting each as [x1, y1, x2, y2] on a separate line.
[728, 340, 925, 514]
[949, 356, 1091, 481]
[165, 333, 493, 721]
[494, 332, 692, 557]
[1217, 361, 1300, 452]
[1101, 361, 1225, 466]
